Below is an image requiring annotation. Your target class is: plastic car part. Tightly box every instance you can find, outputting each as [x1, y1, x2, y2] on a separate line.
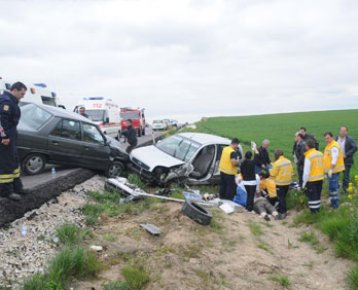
[182, 200, 212, 225]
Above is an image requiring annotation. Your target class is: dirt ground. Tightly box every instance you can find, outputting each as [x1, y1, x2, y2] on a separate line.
[71, 201, 352, 290]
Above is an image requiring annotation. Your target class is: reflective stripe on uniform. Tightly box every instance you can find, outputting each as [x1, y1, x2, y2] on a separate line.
[332, 165, 345, 174]
[275, 179, 292, 185]
[0, 167, 21, 183]
[0, 177, 14, 183]
[309, 200, 321, 209]
[329, 191, 339, 200]
[308, 174, 324, 181]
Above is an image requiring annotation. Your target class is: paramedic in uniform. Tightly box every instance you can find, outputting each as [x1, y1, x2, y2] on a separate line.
[323, 132, 345, 209]
[0, 82, 27, 201]
[219, 138, 241, 200]
[302, 139, 324, 213]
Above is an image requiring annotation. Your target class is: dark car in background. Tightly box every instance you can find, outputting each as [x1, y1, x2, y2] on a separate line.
[17, 103, 128, 177]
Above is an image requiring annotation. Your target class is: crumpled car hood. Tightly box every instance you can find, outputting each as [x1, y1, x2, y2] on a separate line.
[130, 145, 185, 171]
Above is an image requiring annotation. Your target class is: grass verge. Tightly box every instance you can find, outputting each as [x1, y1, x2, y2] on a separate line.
[56, 224, 91, 245]
[22, 247, 101, 290]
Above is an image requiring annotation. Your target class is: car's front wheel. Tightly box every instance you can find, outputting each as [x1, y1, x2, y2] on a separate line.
[22, 153, 47, 175]
[106, 161, 125, 178]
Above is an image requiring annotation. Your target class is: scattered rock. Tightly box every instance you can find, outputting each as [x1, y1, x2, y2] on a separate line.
[0, 175, 105, 289]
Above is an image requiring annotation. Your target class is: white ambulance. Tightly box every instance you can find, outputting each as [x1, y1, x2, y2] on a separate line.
[74, 97, 121, 137]
[0, 77, 65, 108]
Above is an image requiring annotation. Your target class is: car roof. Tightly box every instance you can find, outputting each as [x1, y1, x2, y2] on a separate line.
[178, 132, 231, 145]
[21, 102, 95, 124]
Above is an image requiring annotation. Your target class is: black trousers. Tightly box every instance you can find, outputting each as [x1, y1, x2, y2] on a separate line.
[244, 185, 256, 211]
[297, 164, 304, 187]
[306, 180, 323, 213]
[267, 196, 279, 206]
[277, 185, 289, 214]
[0, 140, 22, 197]
[219, 172, 236, 200]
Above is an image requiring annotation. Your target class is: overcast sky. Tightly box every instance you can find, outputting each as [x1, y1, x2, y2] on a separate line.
[1, 0, 358, 122]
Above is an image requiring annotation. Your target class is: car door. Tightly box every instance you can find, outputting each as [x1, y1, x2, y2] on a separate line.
[81, 122, 111, 170]
[47, 118, 86, 166]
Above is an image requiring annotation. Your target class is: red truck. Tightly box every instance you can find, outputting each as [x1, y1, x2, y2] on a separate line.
[120, 107, 146, 137]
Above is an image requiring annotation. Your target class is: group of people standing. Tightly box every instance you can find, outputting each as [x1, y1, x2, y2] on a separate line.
[219, 127, 357, 220]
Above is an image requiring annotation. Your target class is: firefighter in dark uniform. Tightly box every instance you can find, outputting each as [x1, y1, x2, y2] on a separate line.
[0, 82, 27, 200]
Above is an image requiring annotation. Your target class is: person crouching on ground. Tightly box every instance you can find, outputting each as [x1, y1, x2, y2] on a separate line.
[253, 191, 279, 221]
[302, 139, 324, 213]
[122, 119, 138, 154]
[240, 151, 257, 212]
[270, 150, 293, 220]
[323, 132, 345, 209]
[259, 170, 278, 207]
[219, 138, 241, 200]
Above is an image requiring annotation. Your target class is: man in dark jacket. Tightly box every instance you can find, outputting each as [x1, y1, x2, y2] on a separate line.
[292, 127, 319, 155]
[294, 132, 306, 187]
[0, 82, 27, 200]
[336, 126, 357, 193]
[122, 119, 138, 153]
[254, 139, 271, 174]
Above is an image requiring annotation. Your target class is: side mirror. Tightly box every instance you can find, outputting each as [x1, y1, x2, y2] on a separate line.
[105, 117, 110, 124]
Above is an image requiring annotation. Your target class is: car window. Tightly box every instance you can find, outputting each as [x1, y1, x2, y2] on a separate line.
[86, 110, 105, 122]
[156, 135, 201, 161]
[20, 103, 52, 130]
[51, 119, 81, 140]
[83, 123, 105, 144]
[156, 135, 183, 157]
[183, 142, 201, 162]
[120, 112, 139, 119]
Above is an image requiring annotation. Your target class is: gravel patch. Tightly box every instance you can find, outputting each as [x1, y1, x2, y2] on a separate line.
[0, 175, 105, 289]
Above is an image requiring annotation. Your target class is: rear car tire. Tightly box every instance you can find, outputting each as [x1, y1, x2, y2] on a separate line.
[22, 153, 46, 175]
[106, 161, 125, 178]
[182, 200, 212, 225]
[137, 128, 142, 137]
[142, 127, 146, 136]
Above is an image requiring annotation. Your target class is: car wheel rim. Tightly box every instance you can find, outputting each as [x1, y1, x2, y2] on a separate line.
[109, 164, 122, 177]
[26, 156, 44, 174]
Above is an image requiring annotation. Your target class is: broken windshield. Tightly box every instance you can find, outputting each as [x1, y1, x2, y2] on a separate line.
[156, 135, 201, 161]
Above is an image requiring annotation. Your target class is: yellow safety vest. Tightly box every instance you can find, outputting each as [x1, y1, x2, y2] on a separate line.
[219, 146, 237, 175]
[270, 156, 293, 186]
[323, 140, 345, 173]
[304, 148, 324, 182]
[259, 178, 277, 198]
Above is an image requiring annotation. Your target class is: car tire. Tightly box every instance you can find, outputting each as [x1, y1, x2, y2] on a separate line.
[138, 128, 142, 137]
[106, 161, 125, 178]
[182, 200, 212, 225]
[142, 127, 145, 136]
[22, 153, 46, 175]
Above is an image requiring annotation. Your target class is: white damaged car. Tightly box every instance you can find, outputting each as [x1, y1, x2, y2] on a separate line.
[129, 132, 240, 185]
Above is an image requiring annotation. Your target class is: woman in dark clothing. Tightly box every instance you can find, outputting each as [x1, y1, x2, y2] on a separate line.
[240, 151, 257, 211]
